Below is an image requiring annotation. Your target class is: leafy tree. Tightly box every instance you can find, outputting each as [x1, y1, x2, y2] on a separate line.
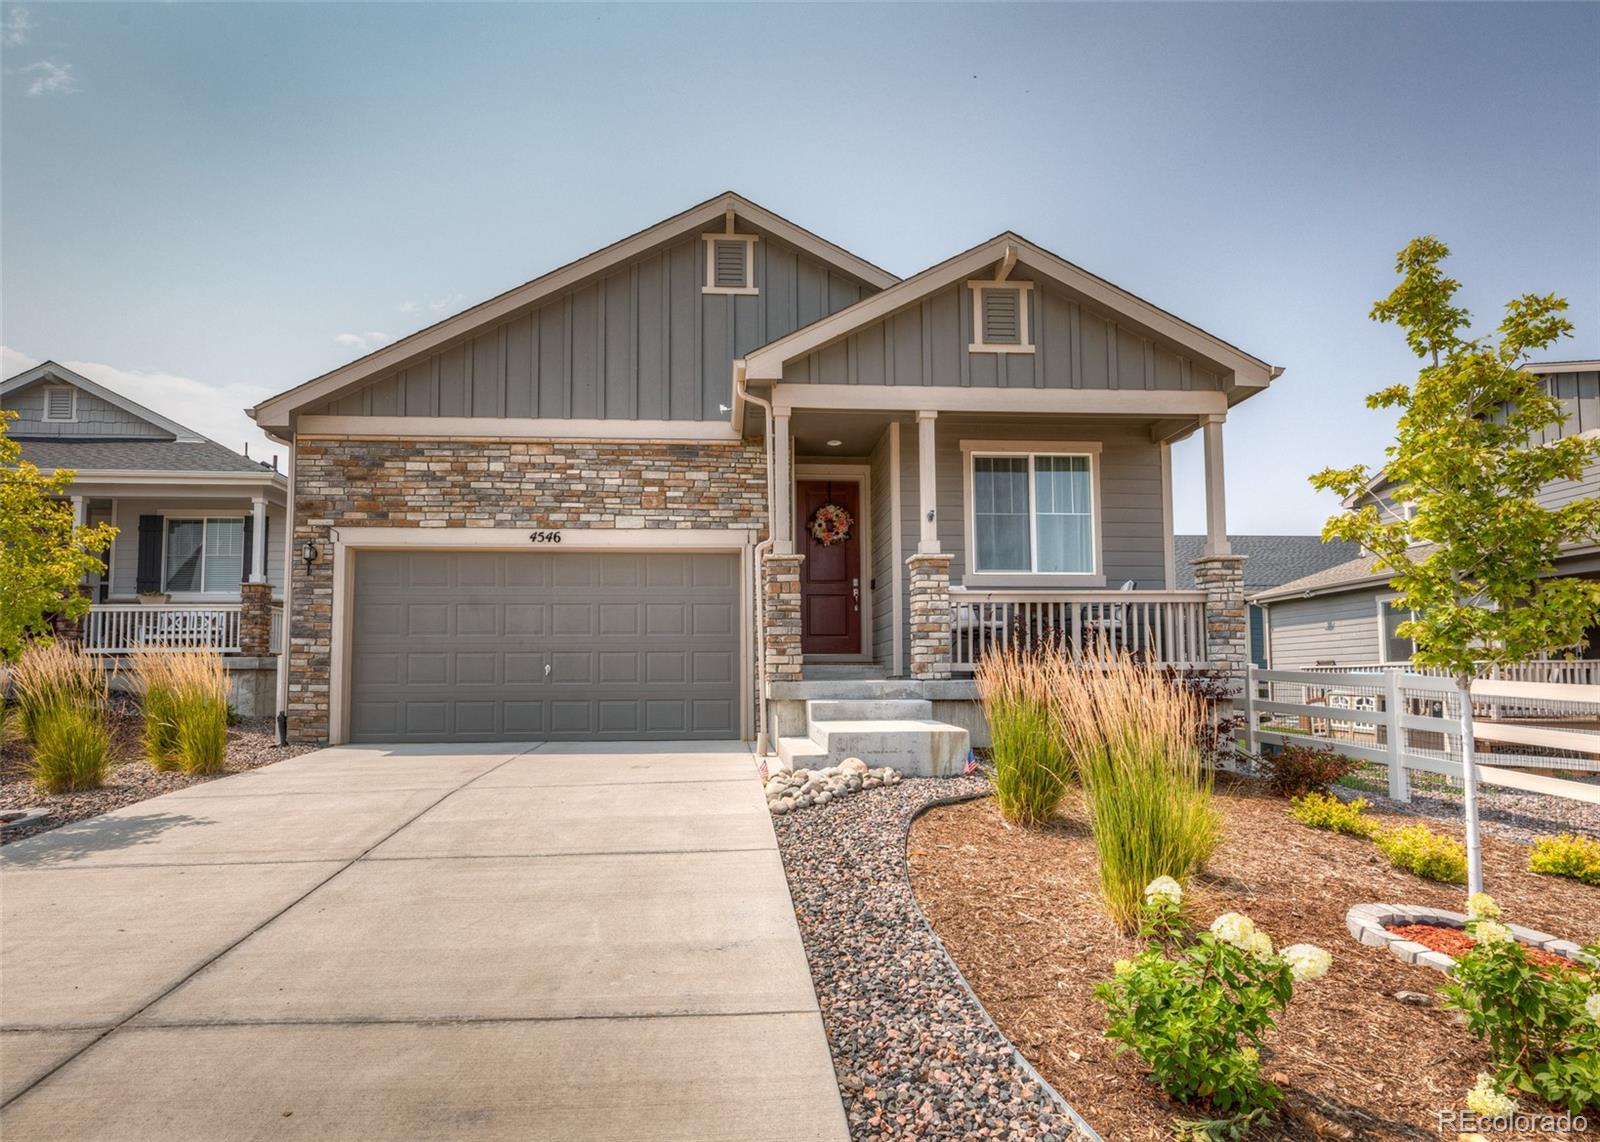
[1311, 237, 1600, 892]
[0, 410, 118, 661]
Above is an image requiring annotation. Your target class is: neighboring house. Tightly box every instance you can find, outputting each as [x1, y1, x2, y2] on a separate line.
[1, 362, 288, 709]
[1174, 535, 1360, 667]
[1252, 360, 1600, 675]
[250, 192, 1283, 752]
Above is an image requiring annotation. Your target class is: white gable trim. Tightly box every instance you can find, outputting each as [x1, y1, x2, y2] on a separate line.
[2, 362, 205, 442]
[742, 233, 1278, 389]
[250, 192, 898, 432]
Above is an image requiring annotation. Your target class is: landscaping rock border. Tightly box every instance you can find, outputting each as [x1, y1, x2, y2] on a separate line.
[1345, 903, 1591, 974]
[765, 757, 903, 815]
[771, 773, 1097, 1141]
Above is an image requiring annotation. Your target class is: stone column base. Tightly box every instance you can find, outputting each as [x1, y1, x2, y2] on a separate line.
[761, 551, 804, 685]
[239, 581, 273, 658]
[907, 552, 953, 681]
[1193, 553, 1248, 694]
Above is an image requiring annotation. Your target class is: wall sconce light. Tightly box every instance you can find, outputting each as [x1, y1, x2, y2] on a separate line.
[302, 541, 318, 574]
[926, 509, 935, 524]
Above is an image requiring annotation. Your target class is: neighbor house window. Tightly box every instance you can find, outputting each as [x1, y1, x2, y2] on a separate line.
[1378, 596, 1415, 664]
[970, 451, 1095, 573]
[702, 233, 758, 294]
[165, 517, 244, 594]
[43, 385, 77, 422]
[968, 281, 1035, 353]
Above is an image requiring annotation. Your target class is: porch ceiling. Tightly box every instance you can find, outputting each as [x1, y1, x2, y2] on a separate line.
[790, 410, 898, 457]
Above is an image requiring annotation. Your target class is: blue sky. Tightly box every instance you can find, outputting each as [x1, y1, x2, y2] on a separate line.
[3, 2, 1596, 533]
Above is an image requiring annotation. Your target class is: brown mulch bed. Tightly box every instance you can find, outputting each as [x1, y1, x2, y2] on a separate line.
[1, 706, 315, 845]
[909, 779, 1600, 1141]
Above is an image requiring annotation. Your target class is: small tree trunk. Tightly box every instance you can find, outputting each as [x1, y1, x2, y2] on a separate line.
[1456, 673, 1483, 894]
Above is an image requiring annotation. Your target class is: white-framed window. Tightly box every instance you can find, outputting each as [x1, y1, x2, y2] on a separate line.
[165, 517, 244, 594]
[43, 385, 77, 422]
[702, 233, 758, 295]
[1377, 594, 1416, 663]
[967, 448, 1098, 574]
[968, 280, 1034, 353]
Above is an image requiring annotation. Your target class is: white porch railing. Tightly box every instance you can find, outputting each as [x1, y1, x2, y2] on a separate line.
[269, 604, 284, 654]
[80, 604, 243, 654]
[949, 589, 1210, 671]
[1303, 659, 1600, 687]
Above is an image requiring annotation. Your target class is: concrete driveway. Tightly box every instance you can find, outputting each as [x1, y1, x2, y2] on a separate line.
[1, 742, 848, 1141]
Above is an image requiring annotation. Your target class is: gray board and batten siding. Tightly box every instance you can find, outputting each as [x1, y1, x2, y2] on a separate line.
[311, 227, 878, 424]
[779, 273, 1228, 394]
[4, 381, 174, 440]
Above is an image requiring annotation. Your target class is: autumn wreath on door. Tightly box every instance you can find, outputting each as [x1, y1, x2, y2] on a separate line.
[808, 503, 855, 546]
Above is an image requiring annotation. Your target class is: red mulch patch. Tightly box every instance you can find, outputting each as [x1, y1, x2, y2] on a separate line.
[909, 781, 1600, 1141]
[1386, 923, 1580, 971]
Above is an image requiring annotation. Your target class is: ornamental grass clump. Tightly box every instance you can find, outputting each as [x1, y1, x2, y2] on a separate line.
[974, 648, 1072, 826]
[11, 642, 112, 793]
[1442, 894, 1600, 1115]
[1528, 833, 1600, 888]
[165, 651, 229, 775]
[1375, 822, 1468, 884]
[1096, 878, 1332, 1134]
[130, 649, 182, 771]
[1288, 791, 1381, 838]
[1046, 650, 1220, 929]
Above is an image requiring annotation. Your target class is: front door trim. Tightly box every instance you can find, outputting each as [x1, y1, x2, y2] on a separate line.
[793, 464, 872, 662]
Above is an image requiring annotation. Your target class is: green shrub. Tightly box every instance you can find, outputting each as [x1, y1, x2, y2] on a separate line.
[30, 702, 111, 793]
[1288, 791, 1380, 838]
[1528, 833, 1600, 887]
[1095, 883, 1333, 1131]
[976, 650, 1072, 826]
[1375, 823, 1468, 883]
[1259, 743, 1360, 798]
[1442, 896, 1600, 1114]
[1048, 652, 1221, 929]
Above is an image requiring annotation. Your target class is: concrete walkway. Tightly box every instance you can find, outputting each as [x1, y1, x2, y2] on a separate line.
[1, 742, 848, 1141]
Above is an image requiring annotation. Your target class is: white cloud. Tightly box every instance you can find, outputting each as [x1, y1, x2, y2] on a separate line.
[2, 6, 34, 47]
[397, 300, 421, 315]
[21, 58, 76, 97]
[332, 331, 390, 353]
[2, 345, 287, 470]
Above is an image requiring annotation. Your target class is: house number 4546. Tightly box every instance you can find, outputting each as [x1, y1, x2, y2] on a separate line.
[528, 531, 563, 544]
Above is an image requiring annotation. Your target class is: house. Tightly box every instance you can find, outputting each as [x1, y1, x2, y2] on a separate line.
[1173, 535, 1360, 667]
[1252, 360, 1600, 678]
[249, 192, 1283, 761]
[1, 361, 287, 713]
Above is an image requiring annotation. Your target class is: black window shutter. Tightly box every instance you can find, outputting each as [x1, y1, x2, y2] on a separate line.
[241, 514, 253, 583]
[136, 515, 163, 593]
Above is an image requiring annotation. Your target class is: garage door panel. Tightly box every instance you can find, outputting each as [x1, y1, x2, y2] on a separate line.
[350, 551, 740, 743]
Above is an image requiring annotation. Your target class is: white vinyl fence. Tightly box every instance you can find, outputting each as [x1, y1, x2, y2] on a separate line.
[1246, 666, 1600, 805]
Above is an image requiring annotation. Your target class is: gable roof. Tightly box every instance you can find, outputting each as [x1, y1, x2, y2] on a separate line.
[250, 192, 900, 434]
[15, 438, 278, 475]
[740, 232, 1281, 397]
[1174, 535, 1362, 592]
[2, 361, 204, 442]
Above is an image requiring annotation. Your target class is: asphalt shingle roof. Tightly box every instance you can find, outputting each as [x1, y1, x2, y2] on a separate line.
[15, 438, 275, 475]
[1174, 534, 1362, 592]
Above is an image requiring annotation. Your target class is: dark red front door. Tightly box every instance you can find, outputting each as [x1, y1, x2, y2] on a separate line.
[797, 480, 862, 655]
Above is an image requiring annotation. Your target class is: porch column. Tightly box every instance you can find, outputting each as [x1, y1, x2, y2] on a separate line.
[916, 410, 939, 554]
[239, 582, 273, 658]
[761, 550, 804, 685]
[773, 411, 794, 554]
[250, 495, 268, 584]
[907, 553, 953, 680]
[1193, 552, 1248, 696]
[71, 495, 85, 527]
[1202, 414, 1231, 557]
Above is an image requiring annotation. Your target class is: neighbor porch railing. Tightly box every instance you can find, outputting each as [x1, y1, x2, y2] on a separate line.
[1303, 659, 1600, 687]
[80, 604, 243, 654]
[949, 589, 1210, 671]
[269, 604, 284, 654]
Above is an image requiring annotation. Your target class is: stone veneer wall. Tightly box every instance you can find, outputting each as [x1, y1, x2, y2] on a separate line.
[907, 553, 953, 681]
[1193, 553, 1248, 695]
[761, 552, 803, 685]
[239, 582, 273, 657]
[288, 434, 767, 743]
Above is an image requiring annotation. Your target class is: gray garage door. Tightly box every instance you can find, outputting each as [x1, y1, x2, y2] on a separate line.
[349, 550, 740, 742]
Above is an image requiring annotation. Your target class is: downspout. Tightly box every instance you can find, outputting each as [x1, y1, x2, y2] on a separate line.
[274, 429, 295, 745]
[735, 360, 777, 757]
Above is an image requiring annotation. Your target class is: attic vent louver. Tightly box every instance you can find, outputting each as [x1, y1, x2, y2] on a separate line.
[44, 386, 76, 422]
[713, 240, 747, 289]
[982, 288, 1021, 344]
[702, 229, 757, 295]
[968, 279, 1035, 354]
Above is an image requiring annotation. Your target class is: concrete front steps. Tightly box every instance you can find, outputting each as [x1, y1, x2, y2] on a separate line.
[776, 698, 969, 778]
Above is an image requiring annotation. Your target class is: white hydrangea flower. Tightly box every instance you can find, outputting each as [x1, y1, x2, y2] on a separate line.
[1281, 944, 1332, 982]
[1466, 892, 1500, 920]
[1586, 993, 1600, 1022]
[1247, 929, 1275, 961]
[1474, 920, 1514, 945]
[1465, 1073, 1517, 1118]
[1143, 876, 1183, 906]
[1209, 912, 1256, 950]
